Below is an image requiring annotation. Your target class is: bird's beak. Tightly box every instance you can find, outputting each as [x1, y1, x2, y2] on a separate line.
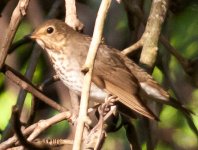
[29, 34, 38, 39]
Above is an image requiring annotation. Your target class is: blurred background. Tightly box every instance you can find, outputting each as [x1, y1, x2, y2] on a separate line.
[0, 0, 198, 149]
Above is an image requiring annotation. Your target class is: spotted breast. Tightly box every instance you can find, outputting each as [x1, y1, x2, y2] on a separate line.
[46, 49, 107, 102]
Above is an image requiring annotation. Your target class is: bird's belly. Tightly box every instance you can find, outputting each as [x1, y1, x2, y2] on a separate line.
[51, 55, 107, 103]
[59, 69, 107, 102]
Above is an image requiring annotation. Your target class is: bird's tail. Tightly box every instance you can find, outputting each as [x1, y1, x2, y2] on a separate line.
[105, 81, 159, 121]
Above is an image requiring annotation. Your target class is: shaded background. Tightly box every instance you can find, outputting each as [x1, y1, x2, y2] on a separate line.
[0, 0, 198, 149]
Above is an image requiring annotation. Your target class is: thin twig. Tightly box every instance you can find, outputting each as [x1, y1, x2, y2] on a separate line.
[2, 64, 67, 112]
[34, 138, 73, 146]
[0, 0, 30, 69]
[0, 111, 73, 149]
[27, 75, 60, 125]
[122, 38, 143, 55]
[27, 114, 72, 142]
[12, 106, 49, 150]
[72, 0, 112, 149]
[38, 75, 60, 91]
[160, 35, 190, 70]
[8, 35, 31, 54]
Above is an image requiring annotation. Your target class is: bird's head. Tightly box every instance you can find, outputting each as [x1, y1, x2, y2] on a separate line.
[30, 19, 73, 51]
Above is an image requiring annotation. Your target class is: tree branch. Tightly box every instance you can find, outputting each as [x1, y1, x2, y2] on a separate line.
[72, 0, 112, 149]
[65, 0, 84, 31]
[1, 0, 64, 142]
[140, 0, 169, 70]
[0, 0, 30, 69]
[12, 106, 49, 150]
[122, 38, 143, 55]
[2, 64, 67, 112]
[0, 111, 73, 149]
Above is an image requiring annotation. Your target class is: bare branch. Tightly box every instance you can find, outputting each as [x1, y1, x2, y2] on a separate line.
[8, 35, 31, 54]
[0, 0, 30, 69]
[122, 38, 143, 55]
[1, 0, 64, 141]
[65, 0, 84, 31]
[0, 111, 73, 149]
[73, 0, 112, 149]
[140, 0, 169, 70]
[84, 97, 117, 149]
[122, 0, 190, 74]
[160, 35, 190, 70]
[27, 75, 60, 125]
[12, 106, 49, 150]
[39, 75, 60, 90]
[34, 138, 73, 147]
[2, 64, 67, 112]
[27, 113, 73, 142]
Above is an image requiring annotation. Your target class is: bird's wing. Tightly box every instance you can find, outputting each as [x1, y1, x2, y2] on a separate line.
[122, 56, 194, 116]
[92, 44, 157, 120]
[121, 55, 170, 101]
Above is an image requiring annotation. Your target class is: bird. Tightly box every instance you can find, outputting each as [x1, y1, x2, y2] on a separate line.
[30, 19, 193, 121]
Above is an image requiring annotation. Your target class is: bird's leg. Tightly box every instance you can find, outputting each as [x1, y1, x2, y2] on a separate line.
[83, 95, 118, 149]
[105, 94, 117, 103]
[101, 94, 118, 116]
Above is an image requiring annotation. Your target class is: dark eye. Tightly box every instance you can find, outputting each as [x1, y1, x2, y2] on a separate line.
[47, 27, 54, 34]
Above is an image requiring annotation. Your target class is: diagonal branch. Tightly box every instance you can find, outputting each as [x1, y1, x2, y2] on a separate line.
[0, 111, 73, 149]
[122, 38, 144, 55]
[2, 64, 67, 112]
[0, 0, 30, 69]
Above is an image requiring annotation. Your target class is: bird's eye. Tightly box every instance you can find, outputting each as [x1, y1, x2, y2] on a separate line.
[46, 27, 54, 34]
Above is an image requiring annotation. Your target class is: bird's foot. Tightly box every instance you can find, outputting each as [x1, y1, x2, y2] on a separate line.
[99, 95, 118, 116]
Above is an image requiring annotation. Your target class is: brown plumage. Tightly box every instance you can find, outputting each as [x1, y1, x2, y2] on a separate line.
[30, 19, 192, 121]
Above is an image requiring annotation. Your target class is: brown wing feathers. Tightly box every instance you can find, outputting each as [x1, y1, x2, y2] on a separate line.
[104, 80, 158, 120]
[93, 48, 158, 120]
[83, 35, 157, 120]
